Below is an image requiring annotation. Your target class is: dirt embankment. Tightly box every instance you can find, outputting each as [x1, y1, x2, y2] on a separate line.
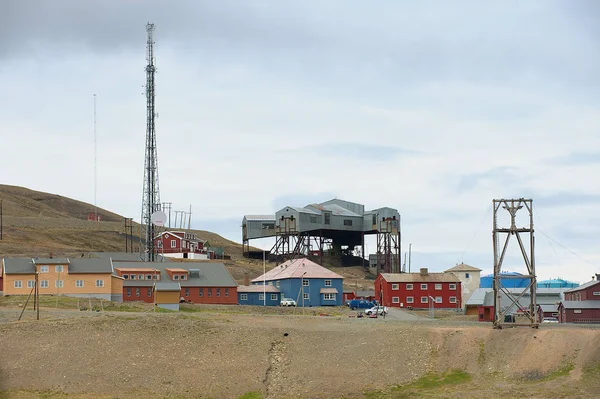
[0, 312, 599, 398]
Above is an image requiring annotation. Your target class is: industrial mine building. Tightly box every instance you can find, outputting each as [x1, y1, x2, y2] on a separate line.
[242, 199, 402, 273]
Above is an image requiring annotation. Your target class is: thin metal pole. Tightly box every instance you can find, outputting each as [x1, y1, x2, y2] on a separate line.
[0, 198, 3, 240]
[263, 250, 266, 306]
[408, 243, 412, 273]
[93, 93, 98, 222]
[36, 273, 39, 320]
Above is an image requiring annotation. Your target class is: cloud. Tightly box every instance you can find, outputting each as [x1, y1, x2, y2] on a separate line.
[555, 152, 600, 165]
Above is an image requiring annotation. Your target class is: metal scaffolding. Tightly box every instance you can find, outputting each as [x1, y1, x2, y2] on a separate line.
[492, 198, 537, 328]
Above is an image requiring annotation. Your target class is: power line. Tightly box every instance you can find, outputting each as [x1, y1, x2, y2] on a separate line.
[459, 203, 492, 264]
[535, 227, 598, 268]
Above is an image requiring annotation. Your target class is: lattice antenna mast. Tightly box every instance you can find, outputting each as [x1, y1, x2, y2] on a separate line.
[141, 22, 161, 261]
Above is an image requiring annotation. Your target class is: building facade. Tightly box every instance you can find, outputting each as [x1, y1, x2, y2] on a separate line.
[252, 258, 344, 307]
[153, 231, 215, 260]
[114, 261, 237, 305]
[444, 263, 481, 307]
[2, 258, 123, 301]
[558, 301, 600, 323]
[375, 268, 462, 309]
[237, 285, 281, 306]
[564, 279, 600, 301]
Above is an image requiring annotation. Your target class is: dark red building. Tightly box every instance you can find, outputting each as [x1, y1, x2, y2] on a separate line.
[558, 301, 600, 323]
[564, 278, 600, 301]
[114, 261, 237, 305]
[153, 231, 215, 259]
[375, 268, 462, 309]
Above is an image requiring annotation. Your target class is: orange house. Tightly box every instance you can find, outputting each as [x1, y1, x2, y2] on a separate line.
[2, 257, 123, 302]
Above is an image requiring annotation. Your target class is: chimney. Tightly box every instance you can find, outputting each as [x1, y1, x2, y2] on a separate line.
[49, 252, 53, 259]
[243, 274, 249, 286]
[420, 268, 428, 276]
[596, 273, 600, 281]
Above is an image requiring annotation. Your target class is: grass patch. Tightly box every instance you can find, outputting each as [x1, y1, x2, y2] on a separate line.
[238, 392, 264, 399]
[582, 363, 600, 380]
[364, 369, 472, 398]
[477, 340, 485, 365]
[543, 363, 574, 381]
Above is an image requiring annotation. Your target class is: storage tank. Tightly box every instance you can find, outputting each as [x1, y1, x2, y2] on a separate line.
[536, 278, 579, 289]
[480, 272, 529, 288]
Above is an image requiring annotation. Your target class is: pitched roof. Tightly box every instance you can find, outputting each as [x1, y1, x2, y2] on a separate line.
[251, 258, 344, 282]
[87, 252, 161, 262]
[68, 258, 113, 274]
[237, 285, 280, 293]
[320, 288, 339, 294]
[2, 258, 35, 274]
[466, 287, 566, 306]
[154, 282, 181, 292]
[34, 258, 70, 264]
[380, 272, 460, 283]
[564, 280, 600, 294]
[243, 215, 276, 221]
[539, 304, 559, 313]
[115, 261, 237, 288]
[559, 300, 600, 310]
[444, 263, 482, 273]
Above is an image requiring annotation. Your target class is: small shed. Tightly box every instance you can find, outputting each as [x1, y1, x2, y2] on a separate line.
[154, 282, 181, 311]
[237, 285, 281, 306]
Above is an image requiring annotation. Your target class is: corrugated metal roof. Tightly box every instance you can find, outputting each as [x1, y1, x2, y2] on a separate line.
[466, 287, 565, 307]
[444, 263, 482, 273]
[115, 261, 237, 288]
[320, 288, 339, 294]
[539, 304, 559, 313]
[284, 206, 320, 215]
[307, 203, 361, 217]
[559, 300, 600, 310]
[465, 288, 488, 306]
[237, 285, 280, 293]
[154, 282, 181, 292]
[380, 272, 460, 283]
[564, 280, 600, 294]
[243, 215, 276, 221]
[252, 258, 344, 282]
[68, 258, 113, 274]
[2, 259, 35, 274]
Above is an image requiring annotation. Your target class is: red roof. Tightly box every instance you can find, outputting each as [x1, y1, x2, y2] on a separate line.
[252, 258, 343, 282]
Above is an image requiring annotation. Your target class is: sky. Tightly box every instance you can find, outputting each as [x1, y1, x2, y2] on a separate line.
[1, 1, 599, 283]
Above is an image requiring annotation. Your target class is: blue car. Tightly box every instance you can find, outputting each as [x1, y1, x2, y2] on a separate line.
[348, 299, 377, 310]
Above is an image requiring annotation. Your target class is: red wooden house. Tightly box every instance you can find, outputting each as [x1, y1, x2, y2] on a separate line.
[153, 231, 215, 259]
[375, 268, 462, 309]
[559, 276, 600, 323]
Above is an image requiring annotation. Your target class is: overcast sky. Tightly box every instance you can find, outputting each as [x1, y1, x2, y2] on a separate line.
[1, 1, 599, 283]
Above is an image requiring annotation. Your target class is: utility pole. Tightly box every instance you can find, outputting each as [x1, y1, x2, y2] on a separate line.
[125, 217, 128, 253]
[187, 204, 192, 231]
[35, 272, 39, 320]
[408, 243, 412, 273]
[0, 198, 3, 240]
[93, 93, 98, 222]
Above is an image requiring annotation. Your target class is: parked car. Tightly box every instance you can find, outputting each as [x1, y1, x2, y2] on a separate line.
[542, 317, 559, 323]
[349, 299, 377, 310]
[364, 306, 388, 316]
[280, 298, 297, 307]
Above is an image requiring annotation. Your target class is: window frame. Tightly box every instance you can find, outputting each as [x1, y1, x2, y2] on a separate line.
[40, 265, 49, 273]
[449, 296, 457, 303]
[421, 296, 428, 303]
[303, 293, 309, 300]
[435, 284, 442, 290]
[324, 293, 336, 301]
[96, 279, 104, 288]
[449, 283, 457, 290]
[302, 279, 309, 286]
[435, 296, 442, 304]
[40, 280, 49, 288]
[420, 283, 428, 290]
[259, 293, 264, 301]
[240, 293, 248, 301]
[406, 296, 414, 303]
[55, 280, 64, 288]
[14, 280, 22, 289]
[27, 280, 35, 288]
[55, 265, 64, 273]
[171, 239, 177, 248]
[270, 293, 278, 301]
[325, 280, 332, 287]
[392, 296, 400, 304]
[406, 283, 413, 290]
[392, 283, 399, 290]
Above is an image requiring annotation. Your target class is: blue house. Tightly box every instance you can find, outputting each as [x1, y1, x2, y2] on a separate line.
[237, 285, 281, 306]
[252, 258, 344, 307]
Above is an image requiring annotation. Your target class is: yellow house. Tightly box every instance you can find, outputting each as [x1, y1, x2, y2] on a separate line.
[153, 282, 181, 311]
[2, 257, 123, 302]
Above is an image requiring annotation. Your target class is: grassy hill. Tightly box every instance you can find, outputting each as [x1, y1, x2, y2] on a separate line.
[0, 184, 373, 287]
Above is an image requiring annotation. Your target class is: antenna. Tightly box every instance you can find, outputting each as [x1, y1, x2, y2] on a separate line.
[141, 22, 161, 261]
[93, 93, 98, 222]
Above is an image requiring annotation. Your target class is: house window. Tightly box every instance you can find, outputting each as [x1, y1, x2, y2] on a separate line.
[138, 274, 143, 280]
[450, 297, 457, 303]
[207, 288, 211, 297]
[40, 266, 49, 273]
[593, 292, 600, 296]
[325, 280, 332, 287]
[181, 275, 187, 280]
[407, 297, 414, 303]
[136, 288, 140, 297]
[153, 274, 159, 280]
[14, 280, 22, 288]
[276, 281, 280, 287]
[392, 284, 399, 290]
[310, 216, 317, 223]
[123, 275, 129, 279]
[324, 212, 331, 225]
[406, 284, 413, 290]
[96, 280, 104, 288]
[449, 284, 457, 290]
[420, 284, 428, 290]
[392, 296, 400, 303]
[217, 288, 221, 297]
[55, 265, 64, 272]
[324, 293, 336, 301]
[271, 294, 278, 301]
[171, 240, 176, 248]
[126, 288, 131, 297]
[41, 280, 49, 288]
[146, 275, 152, 280]
[225, 288, 229, 297]
[240, 294, 248, 301]
[147, 288, 152, 297]
[302, 279, 309, 286]
[157, 240, 163, 248]
[185, 288, 190, 297]
[551, 312, 558, 317]
[27, 280, 35, 288]
[435, 284, 442, 290]
[372, 214, 377, 225]
[130, 275, 136, 280]
[435, 297, 442, 304]
[303, 293, 309, 300]
[55, 280, 64, 288]
[421, 296, 428, 303]
[259, 293, 264, 300]
[262, 223, 275, 230]
[343, 219, 352, 226]
[174, 275, 179, 280]
[199, 288, 203, 297]
[465, 273, 470, 279]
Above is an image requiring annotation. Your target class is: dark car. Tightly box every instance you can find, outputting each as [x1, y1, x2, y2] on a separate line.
[348, 299, 377, 310]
